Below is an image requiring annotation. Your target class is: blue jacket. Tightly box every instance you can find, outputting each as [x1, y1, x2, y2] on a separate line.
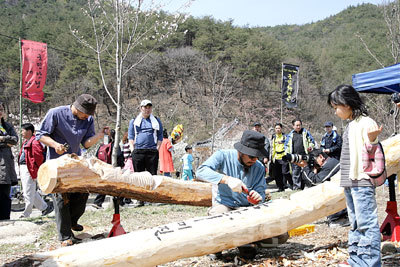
[196, 149, 266, 208]
[36, 105, 96, 159]
[128, 116, 163, 150]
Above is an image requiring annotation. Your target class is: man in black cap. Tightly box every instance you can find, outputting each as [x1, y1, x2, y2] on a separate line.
[36, 94, 109, 246]
[321, 121, 342, 160]
[196, 130, 288, 260]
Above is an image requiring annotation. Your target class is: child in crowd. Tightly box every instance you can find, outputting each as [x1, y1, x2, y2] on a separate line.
[159, 129, 174, 176]
[328, 84, 382, 267]
[181, 145, 194, 181]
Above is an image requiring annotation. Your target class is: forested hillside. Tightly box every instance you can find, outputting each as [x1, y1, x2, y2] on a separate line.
[0, 0, 396, 145]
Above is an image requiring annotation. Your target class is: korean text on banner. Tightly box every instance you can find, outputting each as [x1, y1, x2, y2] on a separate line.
[21, 40, 47, 103]
[281, 63, 299, 108]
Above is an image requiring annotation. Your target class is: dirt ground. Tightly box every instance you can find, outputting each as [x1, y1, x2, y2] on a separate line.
[1, 182, 400, 267]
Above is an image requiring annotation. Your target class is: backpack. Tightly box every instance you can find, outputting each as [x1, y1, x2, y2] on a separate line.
[362, 142, 387, 187]
[98, 143, 113, 164]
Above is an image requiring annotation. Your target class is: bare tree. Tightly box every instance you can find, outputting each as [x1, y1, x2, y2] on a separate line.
[355, 0, 400, 135]
[194, 60, 242, 153]
[70, 0, 190, 165]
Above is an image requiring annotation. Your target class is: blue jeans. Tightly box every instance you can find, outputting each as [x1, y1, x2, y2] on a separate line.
[344, 187, 381, 267]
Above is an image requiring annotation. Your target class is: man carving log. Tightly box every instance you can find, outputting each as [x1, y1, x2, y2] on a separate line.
[36, 94, 109, 246]
[196, 130, 289, 260]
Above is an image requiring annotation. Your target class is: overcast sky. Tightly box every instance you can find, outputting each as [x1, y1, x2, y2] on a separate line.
[164, 0, 385, 27]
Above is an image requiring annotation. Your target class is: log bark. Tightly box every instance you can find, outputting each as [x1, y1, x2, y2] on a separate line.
[31, 135, 400, 266]
[37, 154, 212, 207]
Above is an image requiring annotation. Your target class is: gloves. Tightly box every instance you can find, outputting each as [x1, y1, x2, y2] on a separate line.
[225, 176, 245, 193]
[247, 190, 262, 205]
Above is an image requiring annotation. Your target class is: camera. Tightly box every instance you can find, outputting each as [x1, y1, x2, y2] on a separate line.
[391, 93, 400, 104]
[282, 153, 315, 168]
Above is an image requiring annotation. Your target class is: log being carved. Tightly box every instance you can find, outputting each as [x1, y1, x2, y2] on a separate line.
[37, 154, 212, 207]
[31, 135, 400, 266]
[32, 179, 346, 267]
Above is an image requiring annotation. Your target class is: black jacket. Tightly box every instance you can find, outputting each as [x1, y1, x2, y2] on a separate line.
[321, 130, 342, 160]
[302, 157, 340, 187]
[0, 119, 18, 185]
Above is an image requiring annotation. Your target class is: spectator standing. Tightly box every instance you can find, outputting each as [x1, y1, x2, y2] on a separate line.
[128, 99, 163, 175]
[181, 145, 194, 181]
[36, 94, 109, 246]
[284, 119, 315, 190]
[328, 85, 382, 266]
[18, 123, 53, 218]
[271, 122, 292, 191]
[159, 129, 174, 177]
[0, 101, 18, 220]
[92, 129, 124, 209]
[321, 121, 342, 160]
[120, 131, 133, 205]
[121, 131, 132, 169]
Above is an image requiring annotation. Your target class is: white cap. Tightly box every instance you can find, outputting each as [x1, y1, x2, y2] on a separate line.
[140, 99, 152, 107]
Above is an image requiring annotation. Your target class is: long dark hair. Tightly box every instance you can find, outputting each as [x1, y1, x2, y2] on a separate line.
[327, 84, 368, 119]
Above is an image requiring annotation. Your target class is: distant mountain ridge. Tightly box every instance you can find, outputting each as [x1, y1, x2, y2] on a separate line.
[0, 1, 395, 147]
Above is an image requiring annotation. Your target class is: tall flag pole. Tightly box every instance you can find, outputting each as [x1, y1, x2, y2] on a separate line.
[19, 38, 22, 149]
[281, 63, 300, 108]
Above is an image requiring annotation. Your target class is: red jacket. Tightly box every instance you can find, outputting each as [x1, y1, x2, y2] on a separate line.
[19, 136, 45, 179]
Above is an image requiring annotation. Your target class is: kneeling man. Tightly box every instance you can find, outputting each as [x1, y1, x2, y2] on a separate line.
[196, 130, 288, 260]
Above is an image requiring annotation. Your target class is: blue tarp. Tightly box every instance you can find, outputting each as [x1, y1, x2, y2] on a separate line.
[352, 63, 400, 94]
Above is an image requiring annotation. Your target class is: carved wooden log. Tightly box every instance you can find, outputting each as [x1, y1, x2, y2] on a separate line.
[32, 179, 346, 266]
[381, 134, 400, 177]
[31, 135, 400, 266]
[37, 154, 212, 207]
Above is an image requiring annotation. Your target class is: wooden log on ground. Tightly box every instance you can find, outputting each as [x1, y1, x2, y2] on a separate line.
[37, 154, 212, 207]
[31, 135, 400, 266]
[32, 179, 346, 266]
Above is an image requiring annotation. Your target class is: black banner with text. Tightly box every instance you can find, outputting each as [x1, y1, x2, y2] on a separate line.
[282, 63, 299, 108]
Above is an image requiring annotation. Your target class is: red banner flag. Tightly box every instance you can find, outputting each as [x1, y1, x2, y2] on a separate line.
[21, 40, 47, 103]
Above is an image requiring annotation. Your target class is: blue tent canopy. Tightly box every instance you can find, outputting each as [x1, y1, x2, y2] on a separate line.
[352, 63, 400, 94]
